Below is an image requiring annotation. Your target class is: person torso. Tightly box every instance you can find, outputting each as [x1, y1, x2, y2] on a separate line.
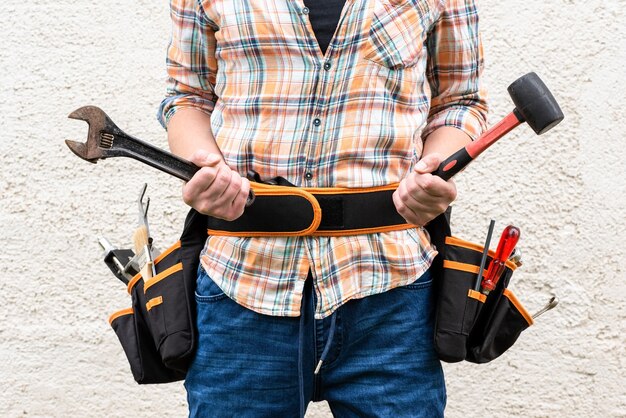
[167, 0, 483, 318]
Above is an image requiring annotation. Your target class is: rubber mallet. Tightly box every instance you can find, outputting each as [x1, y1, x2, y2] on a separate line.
[432, 72, 564, 180]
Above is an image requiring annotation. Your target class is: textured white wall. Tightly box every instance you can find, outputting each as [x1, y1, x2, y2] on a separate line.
[1, 0, 625, 416]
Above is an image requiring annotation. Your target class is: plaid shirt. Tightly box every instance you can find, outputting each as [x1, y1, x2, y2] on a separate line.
[159, 0, 487, 318]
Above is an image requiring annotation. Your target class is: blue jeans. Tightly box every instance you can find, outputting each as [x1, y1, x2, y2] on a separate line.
[186, 268, 445, 417]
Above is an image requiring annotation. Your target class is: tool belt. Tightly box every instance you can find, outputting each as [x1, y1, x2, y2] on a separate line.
[434, 234, 533, 363]
[107, 181, 532, 384]
[107, 180, 416, 384]
[207, 182, 412, 237]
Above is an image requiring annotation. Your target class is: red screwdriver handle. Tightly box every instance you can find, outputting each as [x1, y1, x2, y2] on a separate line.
[480, 225, 520, 294]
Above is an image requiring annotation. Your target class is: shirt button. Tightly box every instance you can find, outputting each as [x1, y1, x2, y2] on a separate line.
[305, 172, 313, 180]
[313, 118, 321, 126]
[323, 62, 332, 71]
[302, 7, 310, 15]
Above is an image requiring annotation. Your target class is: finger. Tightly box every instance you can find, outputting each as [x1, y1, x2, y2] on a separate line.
[412, 172, 456, 200]
[396, 177, 421, 209]
[211, 173, 247, 220]
[189, 150, 222, 167]
[393, 186, 421, 226]
[414, 153, 443, 174]
[228, 178, 251, 219]
[210, 165, 236, 203]
[182, 166, 219, 206]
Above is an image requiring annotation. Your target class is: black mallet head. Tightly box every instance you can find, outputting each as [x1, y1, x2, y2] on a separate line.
[508, 72, 565, 135]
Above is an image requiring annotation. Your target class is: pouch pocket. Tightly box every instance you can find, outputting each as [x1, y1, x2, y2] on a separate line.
[142, 241, 194, 371]
[466, 289, 533, 363]
[109, 305, 185, 384]
[435, 236, 527, 363]
[364, 1, 432, 69]
[434, 258, 487, 362]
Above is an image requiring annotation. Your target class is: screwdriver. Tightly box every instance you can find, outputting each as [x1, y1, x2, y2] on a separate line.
[480, 225, 520, 295]
[474, 220, 496, 291]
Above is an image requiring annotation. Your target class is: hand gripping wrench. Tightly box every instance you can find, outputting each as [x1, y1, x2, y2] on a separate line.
[65, 106, 254, 204]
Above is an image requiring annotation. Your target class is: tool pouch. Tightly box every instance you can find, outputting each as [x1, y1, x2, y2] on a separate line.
[109, 209, 207, 383]
[434, 236, 533, 363]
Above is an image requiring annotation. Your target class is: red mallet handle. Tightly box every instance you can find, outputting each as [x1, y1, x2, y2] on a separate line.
[432, 111, 523, 180]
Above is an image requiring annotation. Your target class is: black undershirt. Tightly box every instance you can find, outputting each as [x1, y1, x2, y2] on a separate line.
[303, 1, 346, 54]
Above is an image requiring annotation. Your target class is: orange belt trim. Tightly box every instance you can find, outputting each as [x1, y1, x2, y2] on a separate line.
[146, 296, 164, 311]
[443, 260, 481, 275]
[154, 241, 181, 265]
[127, 272, 142, 295]
[467, 289, 487, 303]
[108, 307, 133, 325]
[313, 223, 414, 237]
[143, 263, 183, 293]
[503, 289, 534, 326]
[445, 236, 518, 271]
[207, 182, 321, 237]
[126, 242, 182, 295]
[207, 183, 414, 237]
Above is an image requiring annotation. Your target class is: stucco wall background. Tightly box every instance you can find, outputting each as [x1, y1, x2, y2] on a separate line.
[1, 0, 625, 416]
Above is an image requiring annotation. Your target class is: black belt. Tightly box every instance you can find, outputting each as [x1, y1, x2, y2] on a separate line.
[206, 182, 413, 237]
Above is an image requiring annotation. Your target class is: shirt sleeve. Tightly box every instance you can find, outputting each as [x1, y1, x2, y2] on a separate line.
[157, 0, 219, 130]
[422, 0, 489, 141]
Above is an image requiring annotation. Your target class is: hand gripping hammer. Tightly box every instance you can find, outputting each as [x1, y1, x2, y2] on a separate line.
[432, 72, 564, 180]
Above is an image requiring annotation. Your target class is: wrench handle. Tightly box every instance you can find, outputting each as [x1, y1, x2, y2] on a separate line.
[112, 134, 199, 181]
[109, 132, 255, 205]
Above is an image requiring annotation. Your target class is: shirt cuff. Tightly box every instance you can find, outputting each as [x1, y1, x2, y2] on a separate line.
[157, 94, 216, 130]
[422, 106, 488, 141]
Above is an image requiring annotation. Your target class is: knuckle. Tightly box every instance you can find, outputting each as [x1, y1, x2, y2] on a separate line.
[222, 206, 242, 221]
[190, 150, 204, 164]
[197, 167, 216, 184]
[421, 176, 435, 191]
[405, 178, 419, 196]
[230, 172, 242, 186]
[197, 202, 211, 215]
[181, 188, 194, 206]
[216, 170, 232, 187]
[397, 204, 411, 218]
[396, 186, 409, 202]
[229, 204, 243, 219]
[392, 191, 403, 208]
[449, 188, 458, 202]
[242, 178, 251, 194]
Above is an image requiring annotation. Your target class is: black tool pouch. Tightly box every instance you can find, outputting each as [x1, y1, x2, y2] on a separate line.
[108, 209, 207, 383]
[433, 235, 533, 363]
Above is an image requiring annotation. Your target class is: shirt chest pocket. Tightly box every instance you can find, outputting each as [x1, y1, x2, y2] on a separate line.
[363, 0, 434, 70]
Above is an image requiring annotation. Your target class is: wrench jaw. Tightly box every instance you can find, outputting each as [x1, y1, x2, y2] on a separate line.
[65, 139, 99, 163]
[66, 105, 127, 162]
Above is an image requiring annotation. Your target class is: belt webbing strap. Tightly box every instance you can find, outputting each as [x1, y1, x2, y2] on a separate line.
[206, 182, 413, 237]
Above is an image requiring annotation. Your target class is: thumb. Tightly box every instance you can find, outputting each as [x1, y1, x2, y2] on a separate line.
[189, 150, 222, 167]
[414, 153, 443, 174]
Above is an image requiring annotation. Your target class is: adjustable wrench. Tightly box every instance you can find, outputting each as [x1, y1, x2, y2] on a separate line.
[65, 106, 254, 204]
